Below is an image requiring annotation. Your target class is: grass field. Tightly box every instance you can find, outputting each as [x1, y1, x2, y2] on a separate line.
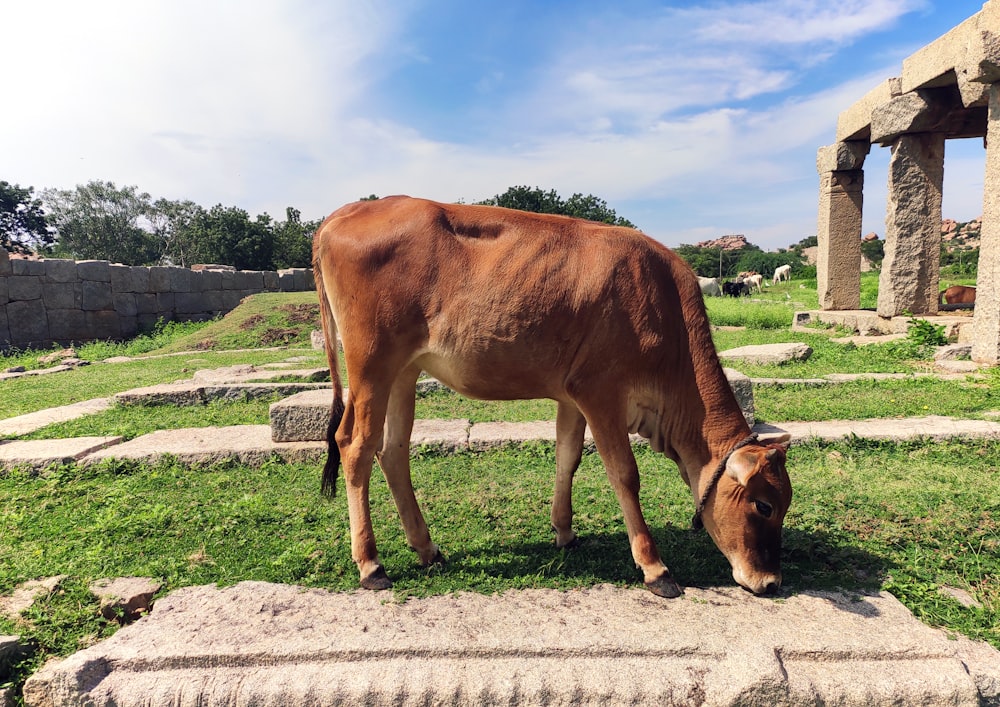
[0, 278, 998, 693]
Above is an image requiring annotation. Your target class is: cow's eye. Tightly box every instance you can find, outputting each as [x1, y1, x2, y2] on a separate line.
[754, 500, 773, 518]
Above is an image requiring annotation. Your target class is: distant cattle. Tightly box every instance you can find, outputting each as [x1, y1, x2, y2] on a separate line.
[723, 280, 748, 297]
[940, 285, 976, 305]
[745, 273, 763, 294]
[698, 276, 722, 297]
[773, 264, 791, 283]
[313, 196, 792, 598]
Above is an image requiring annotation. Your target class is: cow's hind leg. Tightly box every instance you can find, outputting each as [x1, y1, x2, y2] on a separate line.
[552, 401, 587, 548]
[582, 402, 683, 598]
[338, 379, 393, 590]
[377, 365, 442, 567]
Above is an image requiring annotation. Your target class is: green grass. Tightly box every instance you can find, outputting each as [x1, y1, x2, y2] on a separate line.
[0, 439, 996, 682]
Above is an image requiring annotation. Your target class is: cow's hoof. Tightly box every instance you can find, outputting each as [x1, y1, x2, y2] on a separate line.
[645, 574, 683, 598]
[360, 566, 393, 590]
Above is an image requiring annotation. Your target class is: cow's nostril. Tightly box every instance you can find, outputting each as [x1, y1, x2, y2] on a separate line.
[764, 581, 780, 595]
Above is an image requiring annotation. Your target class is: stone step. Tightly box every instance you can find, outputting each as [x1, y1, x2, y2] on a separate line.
[21, 582, 1000, 706]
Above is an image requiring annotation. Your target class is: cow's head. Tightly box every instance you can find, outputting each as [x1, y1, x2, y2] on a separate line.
[699, 434, 792, 595]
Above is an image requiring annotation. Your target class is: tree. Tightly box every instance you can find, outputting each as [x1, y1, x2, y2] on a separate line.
[43, 181, 161, 264]
[152, 198, 206, 267]
[0, 181, 54, 254]
[184, 205, 275, 270]
[477, 186, 635, 227]
[273, 207, 321, 269]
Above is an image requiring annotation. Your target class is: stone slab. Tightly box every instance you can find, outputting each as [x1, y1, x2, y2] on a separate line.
[81, 425, 325, 467]
[0, 437, 123, 470]
[762, 416, 1000, 443]
[836, 77, 902, 142]
[22, 581, 1000, 707]
[0, 398, 112, 436]
[719, 342, 813, 365]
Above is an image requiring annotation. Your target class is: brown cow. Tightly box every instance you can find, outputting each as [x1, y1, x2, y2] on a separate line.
[313, 196, 792, 597]
[940, 285, 976, 305]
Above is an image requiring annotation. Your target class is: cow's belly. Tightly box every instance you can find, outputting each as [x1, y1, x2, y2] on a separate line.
[414, 349, 564, 402]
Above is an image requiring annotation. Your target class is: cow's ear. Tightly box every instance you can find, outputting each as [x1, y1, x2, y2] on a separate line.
[725, 448, 758, 487]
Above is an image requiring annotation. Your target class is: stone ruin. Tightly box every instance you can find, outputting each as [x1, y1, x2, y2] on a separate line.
[816, 0, 1000, 364]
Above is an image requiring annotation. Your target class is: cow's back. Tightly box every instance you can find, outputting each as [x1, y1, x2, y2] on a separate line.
[314, 196, 713, 402]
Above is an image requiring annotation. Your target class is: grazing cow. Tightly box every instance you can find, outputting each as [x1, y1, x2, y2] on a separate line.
[745, 273, 763, 294]
[698, 276, 722, 297]
[773, 264, 791, 283]
[722, 280, 748, 297]
[940, 285, 976, 305]
[313, 196, 792, 598]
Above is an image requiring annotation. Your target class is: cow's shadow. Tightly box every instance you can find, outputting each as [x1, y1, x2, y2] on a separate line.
[387, 522, 891, 600]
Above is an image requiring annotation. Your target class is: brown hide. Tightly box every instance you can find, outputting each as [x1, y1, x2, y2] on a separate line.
[940, 285, 976, 304]
[312, 196, 792, 597]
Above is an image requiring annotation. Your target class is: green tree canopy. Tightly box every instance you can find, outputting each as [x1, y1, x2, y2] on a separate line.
[0, 181, 54, 254]
[183, 205, 275, 271]
[42, 181, 161, 265]
[272, 206, 322, 269]
[476, 186, 635, 227]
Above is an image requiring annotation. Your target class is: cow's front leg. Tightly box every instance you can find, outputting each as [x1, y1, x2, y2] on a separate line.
[552, 401, 587, 548]
[586, 413, 683, 598]
[338, 386, 392, 590]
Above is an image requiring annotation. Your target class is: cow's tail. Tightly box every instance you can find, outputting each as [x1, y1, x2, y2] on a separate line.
[939, 288, 947, 305]
[314, 258, 345, 499]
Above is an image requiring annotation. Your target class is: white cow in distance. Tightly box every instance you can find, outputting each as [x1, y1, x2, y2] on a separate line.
[698, 276, 722, 297]
[773, 264, 791, 283]
[745, 273, 763, 294]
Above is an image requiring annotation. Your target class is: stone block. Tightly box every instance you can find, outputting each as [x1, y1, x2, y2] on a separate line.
[270, 389, 336, 442]
[836, 77, 902, 142]
[0, 309, 9, 346]
[816, 141, 869, 172]
[135, 293, 159, 315]
[47, 309, 91, 341]
[202, 290, 224, 313]
[901, 12, 980, 94]
[148, 266, 172, 292]
[8, 275, 42, 301]
[236, 271, 264, 291]
[222, 290, 244, 310]
[724, 368, 755, 427]
[86, 310, 121, 340]
[221, 270, 237, 290]
[263, 271, 279, 291]
[82, 280, 113, 311]
[114, 293, 138, 317]
[42, 258, 78, 283]
[816, 170, 863, 310]
[719, 343, 813, 365]
[156, 292, 175, 315]
[110, 264, 135, 293]
[166, 267, 192, 293]
[174, 291, 206, 315]
[77, 260, 110, 282]
[131, 266, 150, 292]
[7, 299, 48, 344]
[199, 270, 222, 291]
[11, 259, 44, 276]
[0, 248, 9, 276]
[43, 282, 81, 309]
[278, 271, 296, 290]
[89, 577, 162, 623]
[0, 277, 6, 307]
[870, 90, 952, 146]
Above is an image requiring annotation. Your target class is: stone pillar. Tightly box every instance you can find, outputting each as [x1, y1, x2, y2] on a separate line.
[816, 142, 868, 310]
[972, 83, 1000, 364]
[876, 132, 944, 317]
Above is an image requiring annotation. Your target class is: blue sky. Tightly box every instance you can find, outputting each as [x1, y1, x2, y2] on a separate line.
[1, 0, 990, 251]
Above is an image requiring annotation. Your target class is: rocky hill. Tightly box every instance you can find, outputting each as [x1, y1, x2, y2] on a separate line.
[695, 234, 749, 251]
[942, 218, 981, 249]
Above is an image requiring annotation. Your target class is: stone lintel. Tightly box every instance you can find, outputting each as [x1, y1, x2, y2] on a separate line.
[870, 89, 960, 146]
[816, 141, 870, 173]
[836, 78, 902, 142]
[901, 13, 982, 93]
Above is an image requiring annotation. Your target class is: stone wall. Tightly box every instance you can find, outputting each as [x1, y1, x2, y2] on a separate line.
[0, 250, 315, 349]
